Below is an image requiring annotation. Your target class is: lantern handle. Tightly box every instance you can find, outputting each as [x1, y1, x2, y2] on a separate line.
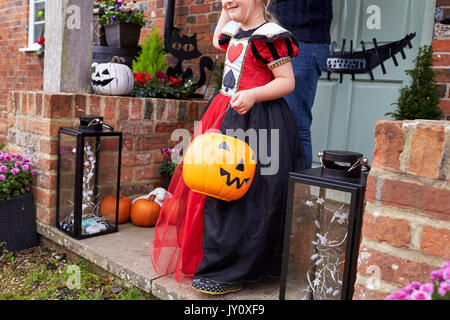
[87, 118, 114, 131]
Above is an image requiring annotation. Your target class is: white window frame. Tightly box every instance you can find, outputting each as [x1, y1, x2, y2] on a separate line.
[19, 0, 46, 52]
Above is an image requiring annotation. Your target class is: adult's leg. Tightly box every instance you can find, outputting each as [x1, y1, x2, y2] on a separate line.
[284, 42, 330, 168]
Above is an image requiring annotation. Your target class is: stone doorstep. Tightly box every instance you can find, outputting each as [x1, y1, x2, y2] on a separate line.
[36, 221, 280, 300]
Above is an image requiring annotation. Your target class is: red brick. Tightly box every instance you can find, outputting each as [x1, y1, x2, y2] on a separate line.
[122, 138, 133, 151]
[356, 247, 437, 287]
[32, 188, 57, 208]
[36, 206, 56, 224]
[136, 135, 170, 151]
[420, 225, 450, 259]
[353, 284, 389, 300]
[154, 122, 185, 134]
[74, 94, 86, 116]
[43, 94, 73, 118]
[120, 167, 133, 181]
[372, 121, 404, 171]
[89, 94, 102, 115]
[432, 39, 450, 52]
[422, 187, 450, 220]
[438, 99, 450, 114]
[134, 166, 161, 180]
[121, 152, 152, 167]
[433, 53, 450, 66]
[130, 98, 143, 119]
[408, 123, 445, 179]
[380, 179, 423, 211]
[435, 68, 450, 83]
[364, 175, 377, 203]
[104, 96, 117, 119]
[39, 138, 58, 155]
[362, 212, 411, 248]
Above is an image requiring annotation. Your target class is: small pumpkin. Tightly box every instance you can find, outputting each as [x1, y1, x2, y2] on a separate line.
[100, 194, 131, 224]
[182, 132, 256, 201]
[130, 195, 161, 227]
[162, 196, 181, 226]
[91, 57, 134, 96]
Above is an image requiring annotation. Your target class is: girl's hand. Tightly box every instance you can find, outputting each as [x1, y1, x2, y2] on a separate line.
[230, 90, 256, 115]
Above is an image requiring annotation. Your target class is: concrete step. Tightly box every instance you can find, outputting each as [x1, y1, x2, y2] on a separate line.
[36, 221, 280, 300]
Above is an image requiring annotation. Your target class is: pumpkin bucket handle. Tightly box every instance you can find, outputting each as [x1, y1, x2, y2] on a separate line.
[111, 56, 126, 64]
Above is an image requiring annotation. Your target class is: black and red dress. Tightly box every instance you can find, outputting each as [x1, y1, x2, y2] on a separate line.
[151, 20, 307, 292]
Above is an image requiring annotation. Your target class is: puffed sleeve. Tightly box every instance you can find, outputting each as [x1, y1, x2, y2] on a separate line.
[218, 33, 231, 52]
[250, 23, 299, 70]
[217, 20, 240, 52]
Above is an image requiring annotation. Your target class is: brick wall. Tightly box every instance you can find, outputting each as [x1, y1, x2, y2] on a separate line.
[353, 120, 450, 300]
[7, 91, 206, 224]
[434, 0, 450, 119]
[0, 0, 44, 143]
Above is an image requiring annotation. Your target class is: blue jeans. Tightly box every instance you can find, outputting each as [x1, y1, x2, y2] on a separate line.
[285, 42, 330, 168]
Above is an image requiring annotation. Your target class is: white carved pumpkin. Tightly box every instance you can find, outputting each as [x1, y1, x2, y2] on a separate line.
[91, 62, 134, 96]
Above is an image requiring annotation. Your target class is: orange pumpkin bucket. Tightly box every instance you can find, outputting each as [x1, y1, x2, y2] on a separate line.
[182, 132, 256, 201]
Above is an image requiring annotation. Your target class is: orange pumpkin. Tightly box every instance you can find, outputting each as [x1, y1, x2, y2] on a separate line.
[182, 133, 256, 201]
[130, 195, 161, 227]
[162, 196, 181, 225]
[100, 194, 131, 224]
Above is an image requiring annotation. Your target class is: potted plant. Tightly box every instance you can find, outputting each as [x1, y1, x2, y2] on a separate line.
[0, 151, 39, 252]
[96, 0, 146, 48]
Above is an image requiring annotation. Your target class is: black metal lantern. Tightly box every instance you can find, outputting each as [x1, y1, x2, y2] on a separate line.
[56, 116, 122, 239]
[280, 150, 370, 300]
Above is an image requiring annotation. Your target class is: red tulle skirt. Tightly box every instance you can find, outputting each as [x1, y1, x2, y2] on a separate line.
[150, 93, 231, 282]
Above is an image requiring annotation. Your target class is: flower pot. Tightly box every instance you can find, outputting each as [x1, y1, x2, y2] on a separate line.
[104, 22, 142, 48]
[0, 192, 38, 252]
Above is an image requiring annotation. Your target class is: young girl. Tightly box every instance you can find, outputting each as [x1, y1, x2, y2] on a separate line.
[151, 0, 307, 295]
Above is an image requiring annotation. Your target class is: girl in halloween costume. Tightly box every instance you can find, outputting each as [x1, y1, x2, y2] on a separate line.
[151, 0, 307, 294]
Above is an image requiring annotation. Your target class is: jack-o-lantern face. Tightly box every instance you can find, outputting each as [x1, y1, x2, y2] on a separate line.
[91, 62, 134, 96]
[182, 133, 256, 201]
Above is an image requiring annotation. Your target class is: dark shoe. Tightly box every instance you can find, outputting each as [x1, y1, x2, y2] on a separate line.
[192, 277, 243, 295]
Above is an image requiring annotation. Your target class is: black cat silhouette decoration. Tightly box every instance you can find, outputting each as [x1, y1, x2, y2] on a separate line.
[165, 29, 214, 91]
[324, 33, 416, 83]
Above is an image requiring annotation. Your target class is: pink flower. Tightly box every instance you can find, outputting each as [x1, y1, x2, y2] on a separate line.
[11, 167, 20, 175]
[3, 154, 11, 161]
[0, 165, 7, 173]
[31, 169, 37, 175]
[21, 164, 29, 171]
[438, 281, 450, 296]
[25, 186, 30, 191]
[410, 290, 430, 300]
[442, 267, 450, 281]
[430, 269, 444, 282]
[0, 174, 5, 181]
[419, 283, 434, 294]
[385, 290, 409, 300]
[442, 261, 450, 269]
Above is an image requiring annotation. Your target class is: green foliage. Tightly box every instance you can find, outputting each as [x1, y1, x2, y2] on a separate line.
[96, 0, 146, 26]
[214, 62, 225, 93]
[132, 28, 167, 77]
[386, 45, 443, 120]
[0, 143, 5, 152]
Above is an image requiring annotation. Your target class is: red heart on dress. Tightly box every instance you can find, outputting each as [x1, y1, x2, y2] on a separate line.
[228, 43, 244, 63]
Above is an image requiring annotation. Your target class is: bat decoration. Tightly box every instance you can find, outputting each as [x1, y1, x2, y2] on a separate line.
[324, 33, 416, 83]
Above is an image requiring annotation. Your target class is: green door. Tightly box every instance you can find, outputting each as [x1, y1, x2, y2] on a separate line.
[311, 0, 436, 167]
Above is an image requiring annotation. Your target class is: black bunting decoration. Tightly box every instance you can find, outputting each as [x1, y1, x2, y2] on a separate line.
[324, 33, 416, 83]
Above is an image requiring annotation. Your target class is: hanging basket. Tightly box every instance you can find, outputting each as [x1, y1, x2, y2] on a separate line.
[104, 22, 142, 48]
[0, 192, 38, 252]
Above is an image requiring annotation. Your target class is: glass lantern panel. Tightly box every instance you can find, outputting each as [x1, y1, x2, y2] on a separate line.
[58, 134, 77, 234]
[284, 182, 352, 300]
[80, 135, 120, 236]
